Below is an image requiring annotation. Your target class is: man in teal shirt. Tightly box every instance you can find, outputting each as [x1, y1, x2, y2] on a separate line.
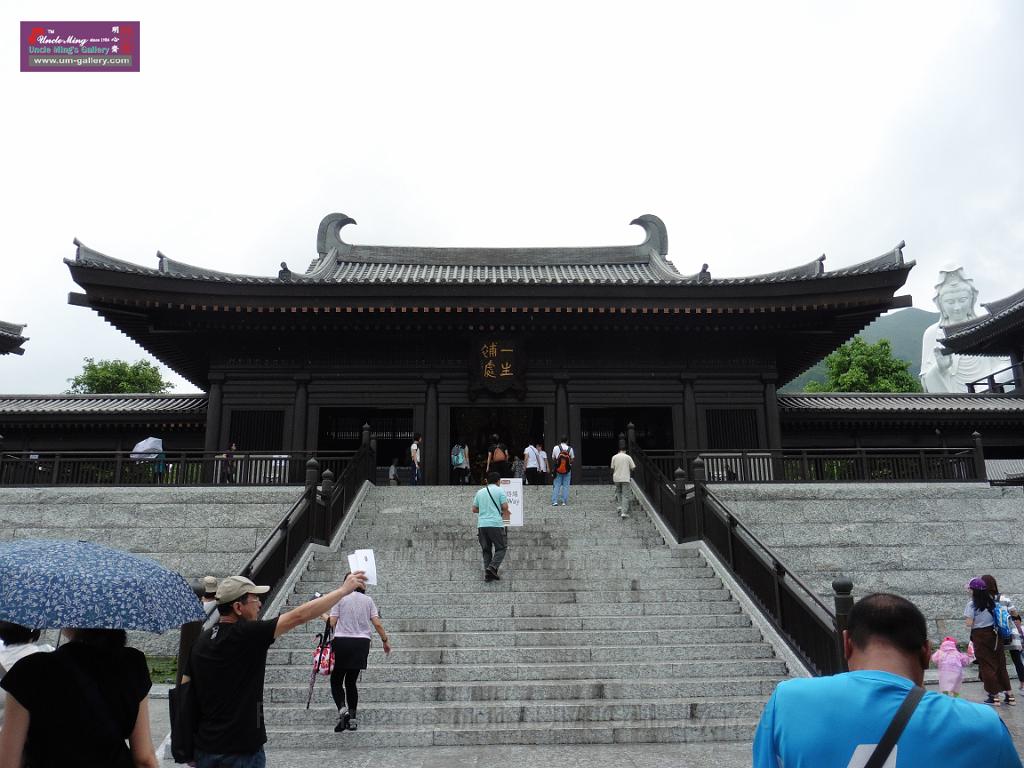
[472, 471, 510, 581]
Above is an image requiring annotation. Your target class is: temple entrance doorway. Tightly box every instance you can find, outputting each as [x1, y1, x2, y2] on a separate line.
[450, 406, 545, 484]
[580, 407, 674, 467]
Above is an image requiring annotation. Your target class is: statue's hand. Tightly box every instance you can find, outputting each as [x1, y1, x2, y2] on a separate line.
[934, 347, 953, 370]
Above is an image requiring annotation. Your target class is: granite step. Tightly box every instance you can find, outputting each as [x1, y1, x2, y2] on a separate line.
[262, 658, 789, 684]
[267, 676, 782, 704]
[264, 717, 758, 747]
[266, 696, 770, 726]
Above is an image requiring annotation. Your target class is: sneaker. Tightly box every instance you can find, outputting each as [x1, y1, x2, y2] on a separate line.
[486, 566, 501, 581]
[551, 502, 558, 507]
[348, 717, 358, 731]
[484, 569, 495, 582]
[559, 501, 567, 506]
[619, 512, 629, 519]
[335, 709, 350, 732]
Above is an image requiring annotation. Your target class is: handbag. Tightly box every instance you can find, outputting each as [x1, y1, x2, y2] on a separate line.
[313, 643, 335, 675]
[169, 679, 198, 763]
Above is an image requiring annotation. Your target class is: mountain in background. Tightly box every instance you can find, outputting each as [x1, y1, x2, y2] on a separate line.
[782, 307, 940, 392]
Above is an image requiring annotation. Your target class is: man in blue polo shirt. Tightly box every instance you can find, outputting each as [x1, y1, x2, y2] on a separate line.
[472, 471, 510, 582]
[753, 592, 1021, 767]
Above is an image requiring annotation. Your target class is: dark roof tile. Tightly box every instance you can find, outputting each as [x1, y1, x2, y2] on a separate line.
[0, 393, 207, 415]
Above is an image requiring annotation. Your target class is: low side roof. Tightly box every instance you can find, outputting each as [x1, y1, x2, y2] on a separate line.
[0, 321, 28, 356]
[0, 393, 207, 415]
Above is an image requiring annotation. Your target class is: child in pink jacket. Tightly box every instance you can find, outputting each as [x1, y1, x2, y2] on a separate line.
[931, 636, 973, 696]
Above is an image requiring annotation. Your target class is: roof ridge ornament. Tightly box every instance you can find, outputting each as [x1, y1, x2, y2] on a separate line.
[629, 214, 668, 257]
[317, 213, 358, 257]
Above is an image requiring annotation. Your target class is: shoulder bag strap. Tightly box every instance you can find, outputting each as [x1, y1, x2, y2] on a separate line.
[485, 487, 503, 517]
[863, 685, 925, 768]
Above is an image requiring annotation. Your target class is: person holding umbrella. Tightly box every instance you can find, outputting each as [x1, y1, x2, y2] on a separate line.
[182, 571, 366, 767]
[0, 539, 207, 768]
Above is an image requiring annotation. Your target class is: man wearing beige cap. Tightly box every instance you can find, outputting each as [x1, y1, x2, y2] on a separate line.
[182, 571, 365, 767]
[200, 576, 218, 619]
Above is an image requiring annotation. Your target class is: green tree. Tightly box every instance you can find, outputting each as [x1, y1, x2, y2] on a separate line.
[67, 357, 173, 394]
[805, 337, 923, 393]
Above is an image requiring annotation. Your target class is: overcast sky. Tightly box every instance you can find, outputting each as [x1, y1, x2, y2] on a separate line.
[2, 1, 1022, 394]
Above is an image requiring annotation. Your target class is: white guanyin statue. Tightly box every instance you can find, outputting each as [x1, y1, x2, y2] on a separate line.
[919, 265, 1011, 392]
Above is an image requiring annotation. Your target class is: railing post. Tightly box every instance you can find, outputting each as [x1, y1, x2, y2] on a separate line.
[305, 458, 320, 507]
[772, 560, 785, 627]
[618, 432, 627, 452]
[972, 431, 986, 480]
[626, 422, 637, 450]
[832, 576, 854, 673]
[319, 468, 335, 544]
[800, 450, 810, 482]
[674, 467, 688, 539]
[52, 454, 61, 486]
[362, 423, 371, 447]
[691, 457, 706, 540]
[114, 452, 123, 484]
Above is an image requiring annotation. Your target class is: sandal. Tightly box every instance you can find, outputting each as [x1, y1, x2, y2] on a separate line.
[986, 694, 1002, 706]
[1005, 694, 1017, 706]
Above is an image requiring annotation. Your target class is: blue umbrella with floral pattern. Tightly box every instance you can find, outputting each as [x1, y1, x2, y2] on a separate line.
[0, 539, 205, 633]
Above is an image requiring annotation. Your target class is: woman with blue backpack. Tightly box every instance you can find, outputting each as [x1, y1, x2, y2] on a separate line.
[450, 440, 471, 485]
[965, 575, 1014, 706]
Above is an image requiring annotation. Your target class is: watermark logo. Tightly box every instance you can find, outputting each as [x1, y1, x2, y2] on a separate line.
[21, 21, 139, 72]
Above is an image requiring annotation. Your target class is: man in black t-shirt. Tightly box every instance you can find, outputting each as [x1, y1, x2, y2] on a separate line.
[183, 572, 365, 767]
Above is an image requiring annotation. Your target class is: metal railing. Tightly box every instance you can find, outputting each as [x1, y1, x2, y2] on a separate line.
[966, 363, 1021, 393]
[0, 450, 356, 487]
[645, 439, 987, 484]
[628, 425, 847, 675]
[242, 429, 376, 607]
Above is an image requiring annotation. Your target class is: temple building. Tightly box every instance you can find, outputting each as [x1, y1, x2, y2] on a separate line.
[2, 213, 1022, 477]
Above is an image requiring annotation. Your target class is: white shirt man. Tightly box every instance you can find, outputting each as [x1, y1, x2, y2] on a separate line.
[610, 448, 636, 518]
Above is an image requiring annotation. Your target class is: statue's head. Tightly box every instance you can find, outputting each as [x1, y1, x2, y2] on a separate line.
[932, 266, 979, 327]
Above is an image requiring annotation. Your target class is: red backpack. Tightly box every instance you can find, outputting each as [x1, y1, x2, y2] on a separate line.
[554, 447, 572, 474]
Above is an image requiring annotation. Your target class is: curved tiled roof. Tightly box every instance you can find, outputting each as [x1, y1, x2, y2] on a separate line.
[66, 216, 913, 289]
[778, 392, 1024, 413]
[941, 286, 1024, 352]
[0, 321, 28, 356]
[0, 393, 207, 415]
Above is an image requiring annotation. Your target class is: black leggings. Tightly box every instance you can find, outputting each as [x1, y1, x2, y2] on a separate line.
[330, 667, 361, 714]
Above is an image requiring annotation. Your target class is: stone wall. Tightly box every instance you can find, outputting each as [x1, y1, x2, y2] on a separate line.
[0, 486, 300, 653]
[714, 483, 1024, 639]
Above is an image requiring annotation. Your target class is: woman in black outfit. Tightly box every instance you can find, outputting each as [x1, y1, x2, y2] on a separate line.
[486, 434, 509, 479]
[0, 627, 158, 767]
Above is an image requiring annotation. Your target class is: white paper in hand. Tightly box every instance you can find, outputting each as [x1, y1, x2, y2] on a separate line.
[348, 548, 377, 585]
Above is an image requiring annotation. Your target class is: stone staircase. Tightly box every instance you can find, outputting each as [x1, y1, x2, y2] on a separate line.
[264, 485, 790, 747]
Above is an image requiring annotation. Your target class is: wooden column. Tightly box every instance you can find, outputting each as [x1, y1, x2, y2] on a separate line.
[681, 374, 699, 450]
[763, 376, 782, 450]
[203, 375, 224, 453]
[424, 376, 439, 485]
[554, 375, 569, 442]
[1011, 349, 1024, 390]
[291, 375, 310, 454]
